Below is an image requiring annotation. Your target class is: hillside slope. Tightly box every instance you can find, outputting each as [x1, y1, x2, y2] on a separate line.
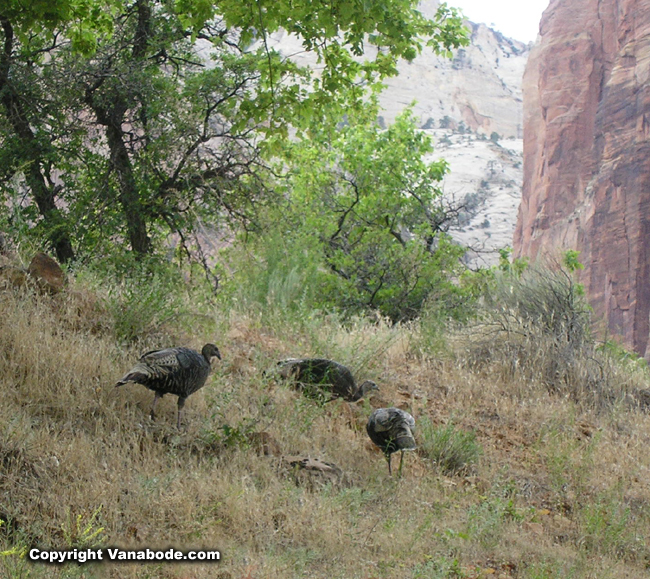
[1, 265, 650, 578]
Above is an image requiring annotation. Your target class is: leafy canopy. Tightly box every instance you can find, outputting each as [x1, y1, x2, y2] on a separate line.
[0, 0, 116, 53]
[241, 98, 469, 321]
[0, 0, 469, 267]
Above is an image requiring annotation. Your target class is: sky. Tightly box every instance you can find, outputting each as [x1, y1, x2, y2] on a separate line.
[447, 0, 550, 43]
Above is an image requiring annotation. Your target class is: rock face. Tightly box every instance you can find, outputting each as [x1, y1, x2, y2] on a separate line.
[514, 0, 650, 356]
[28, 252, 66, 294]
[430, 132, 523, 267]
[379, 12, 529, 139]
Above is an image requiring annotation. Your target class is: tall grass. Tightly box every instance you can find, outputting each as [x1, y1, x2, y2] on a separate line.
[418, 419, 482, 475]
[459, 262, 648, 409]
[0, 258, 649, 578]
[225, 230, 324, 321]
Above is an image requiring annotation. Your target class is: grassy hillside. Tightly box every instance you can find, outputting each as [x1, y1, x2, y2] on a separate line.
[1, 261, 650, 579]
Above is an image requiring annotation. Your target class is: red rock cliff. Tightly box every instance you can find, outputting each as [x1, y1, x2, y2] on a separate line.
[514, 0, 650, 357]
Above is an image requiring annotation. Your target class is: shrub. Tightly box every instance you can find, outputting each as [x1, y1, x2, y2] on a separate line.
[71, 254, 211, 346]
[462, 258, 636, 408]
[418, 418, 481, 475]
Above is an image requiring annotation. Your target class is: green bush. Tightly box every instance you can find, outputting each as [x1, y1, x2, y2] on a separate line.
[74, 256, 197, 346]
[249, 101, 472, 323]
[418, 418, 481, 475]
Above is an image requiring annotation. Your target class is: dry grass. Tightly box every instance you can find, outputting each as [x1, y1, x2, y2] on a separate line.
[1, 277, 650, 579]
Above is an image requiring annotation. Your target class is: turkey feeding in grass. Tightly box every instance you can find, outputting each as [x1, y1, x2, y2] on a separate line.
[277, 358, 379, 402]
[367, 407, 416, 476]
[116, 344, 221, 429]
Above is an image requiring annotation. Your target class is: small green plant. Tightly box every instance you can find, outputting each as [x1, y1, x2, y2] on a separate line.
[104, 268, 188, 345]
[218, 419, 259, 449]
[497, 247, 529, 276]
[204, 389, 264, 450]
[61, 506, 105, 549]
[288, 396, 325, 434]
[0, 517, 41, 579]
[562, 249, 584, 272]
[540, 431, 582, 497]
[418, 419, 481, 475]
[523, 559, 576, 579]
[466, 491, 525, 550]
[0, 544, 29, 579]
[597, 339, 649, 373]
[578, 492, 641, 560]
[0, 518, 27, 560]
[412, 555, 465, 578]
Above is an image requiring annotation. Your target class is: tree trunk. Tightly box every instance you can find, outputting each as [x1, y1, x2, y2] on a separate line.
[84, 0, 153, 256]
[105, 122, 151, 255]
[0, 17, 75, 262]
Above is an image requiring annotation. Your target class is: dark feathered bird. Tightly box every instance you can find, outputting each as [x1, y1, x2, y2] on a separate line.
[367, 407, 416, 476]
[277, 358, 379, 402]
[116, 343, 221, 428]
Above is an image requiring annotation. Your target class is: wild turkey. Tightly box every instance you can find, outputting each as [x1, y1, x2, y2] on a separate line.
[277, 358, 378, 402]
[367, 407, 416, 476]
[116, 343, 221, 428]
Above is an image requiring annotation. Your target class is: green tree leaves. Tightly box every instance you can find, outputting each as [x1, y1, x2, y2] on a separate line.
[0, 0, 115, 52]
[265, 100, 468, 321]
[0, 0, 468, 275]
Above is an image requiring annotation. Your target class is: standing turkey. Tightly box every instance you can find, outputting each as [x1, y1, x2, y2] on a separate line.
[277, 358, 378, 402]
[116, 343, 221, 428]
[367, 407, 416, 476]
